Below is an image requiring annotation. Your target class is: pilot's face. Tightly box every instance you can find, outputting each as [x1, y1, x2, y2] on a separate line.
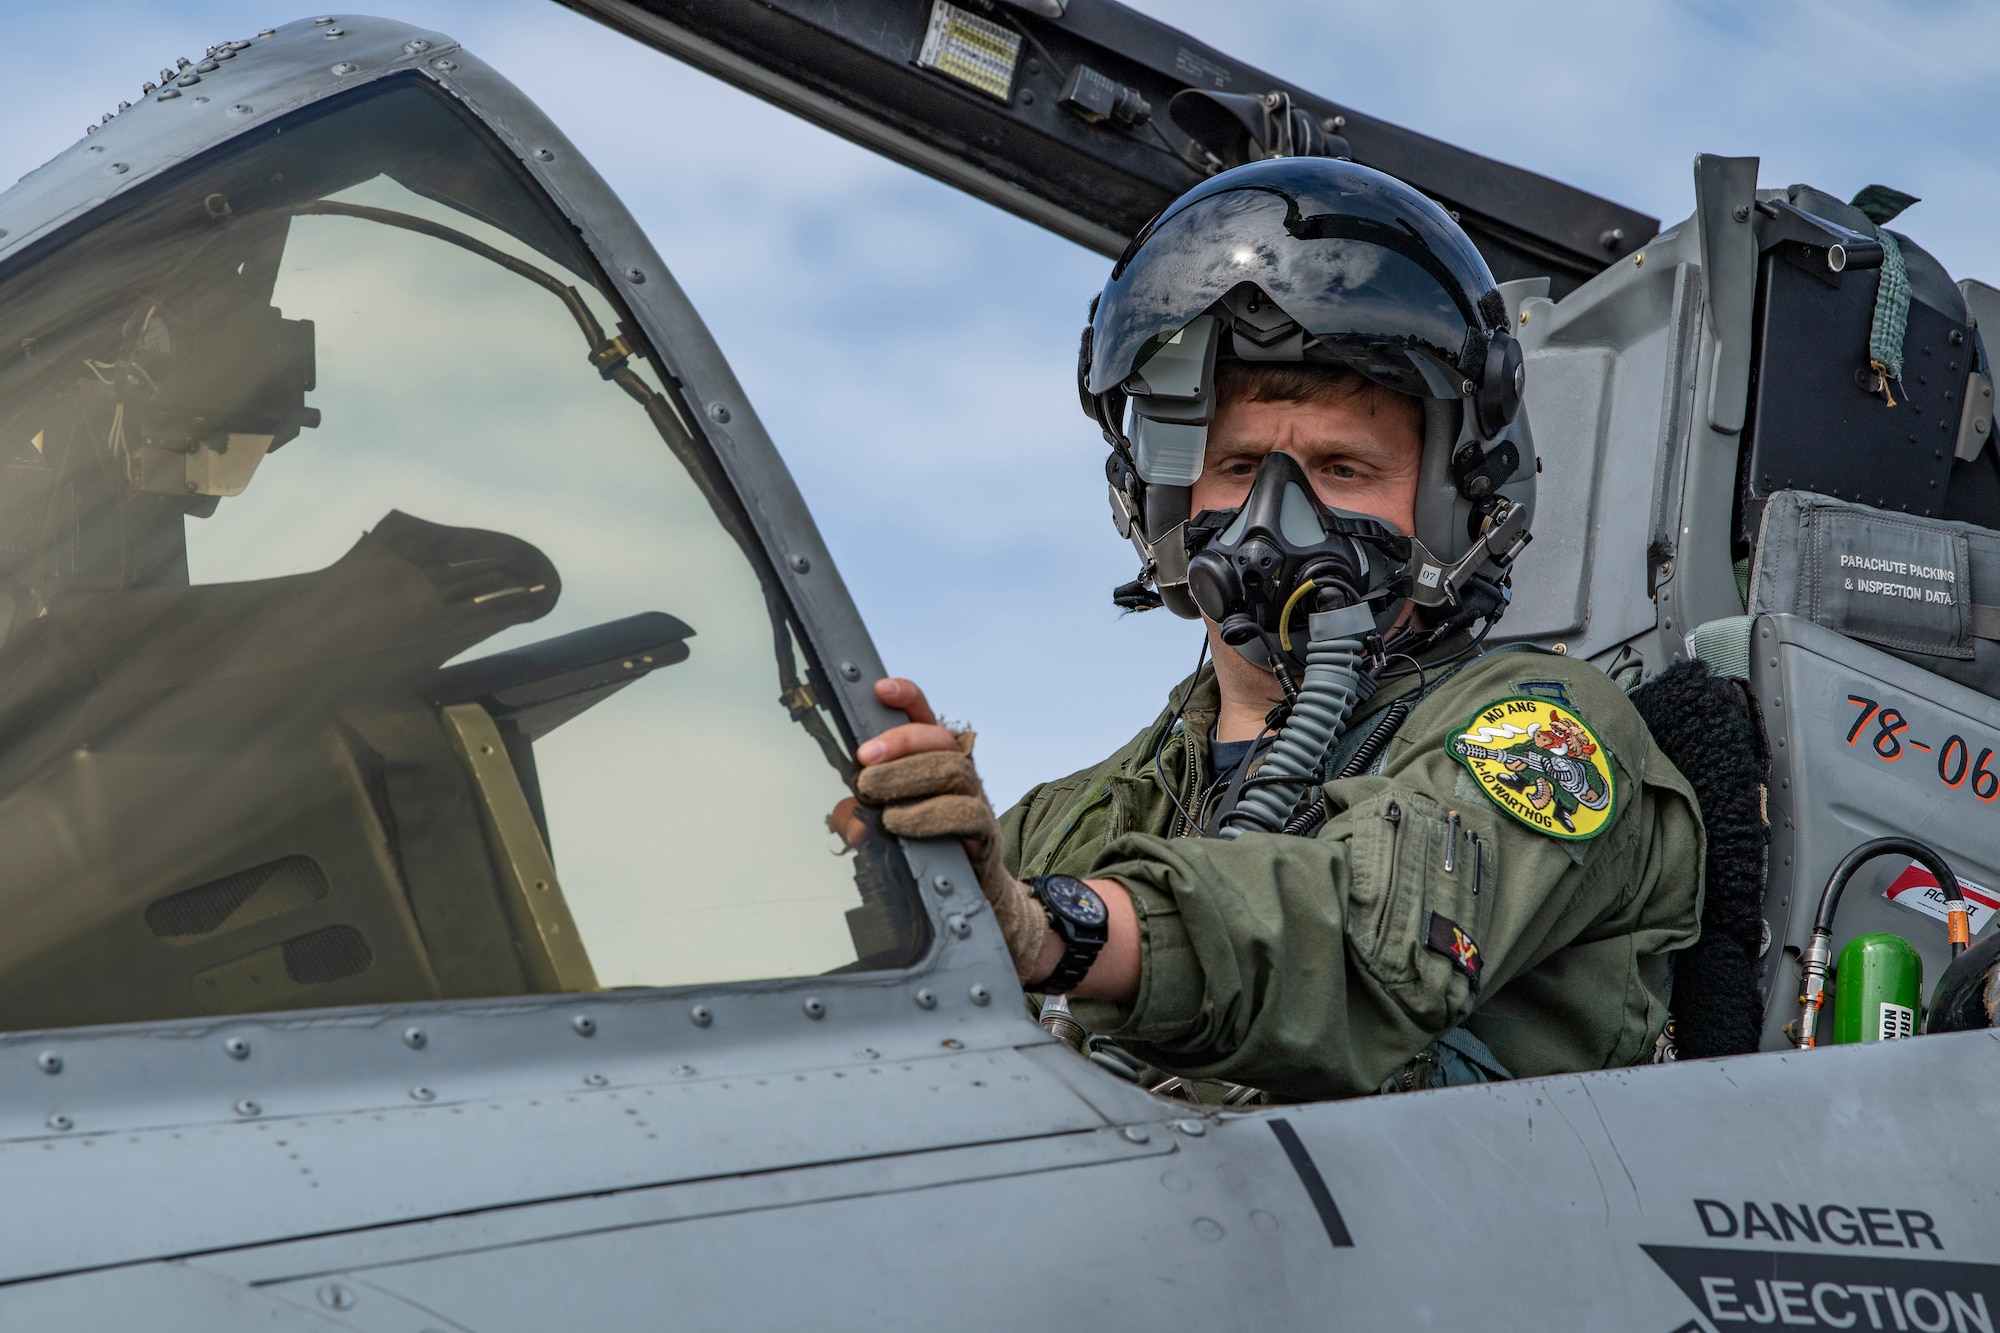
[1191, 389, 1424, 537]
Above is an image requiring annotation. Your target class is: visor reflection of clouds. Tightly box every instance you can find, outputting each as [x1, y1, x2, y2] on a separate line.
[1088, 159, 1499, 401]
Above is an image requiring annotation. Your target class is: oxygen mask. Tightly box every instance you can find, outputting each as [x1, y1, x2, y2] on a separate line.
[1184, 450, 1395, 671]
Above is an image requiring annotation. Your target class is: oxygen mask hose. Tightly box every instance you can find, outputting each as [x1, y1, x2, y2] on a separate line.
[1219, 598, 1374, 838]
[1797, 835, 1968, 1049]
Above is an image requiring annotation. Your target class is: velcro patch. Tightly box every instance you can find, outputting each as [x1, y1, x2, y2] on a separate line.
[1514, 679, 1573, 708]
[1448, 696, 1617, 840]
[1425, 911, 1482, 991]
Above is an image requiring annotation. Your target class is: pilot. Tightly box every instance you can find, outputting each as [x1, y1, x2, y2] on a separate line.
[849, 157, 1705, 1100]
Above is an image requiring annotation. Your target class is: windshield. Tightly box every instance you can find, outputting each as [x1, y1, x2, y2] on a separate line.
[0, 79, 924, 1030]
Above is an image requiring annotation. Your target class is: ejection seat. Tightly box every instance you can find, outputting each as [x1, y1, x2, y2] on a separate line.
[1681, 189, 2000, 1047]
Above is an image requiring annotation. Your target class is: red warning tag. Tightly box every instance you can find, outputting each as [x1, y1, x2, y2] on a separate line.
[1883, 861, 1998, 935]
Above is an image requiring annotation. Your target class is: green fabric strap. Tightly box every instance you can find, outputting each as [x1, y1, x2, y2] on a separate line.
[1870, 229, 1911, 391]
[1690, 615, 1755, 682]
[1378, 1026, 1514, 1094]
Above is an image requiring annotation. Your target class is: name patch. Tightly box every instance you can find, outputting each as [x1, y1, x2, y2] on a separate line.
[1448, 697, 1616, 840]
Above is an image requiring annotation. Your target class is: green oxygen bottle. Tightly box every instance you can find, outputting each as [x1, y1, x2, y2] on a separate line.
[1832, 933, 1924, 1043]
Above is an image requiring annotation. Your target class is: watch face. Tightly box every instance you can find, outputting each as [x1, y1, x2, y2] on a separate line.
[1044, 877, 1108, 928]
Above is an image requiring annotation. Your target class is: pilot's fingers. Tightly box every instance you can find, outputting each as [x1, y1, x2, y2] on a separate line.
[826, 796, 870, 850]
[876, 793, 995, 845]
[857, 720, 963, 766]
[856, 751, 983, 807]
[874, 677, 938, 727]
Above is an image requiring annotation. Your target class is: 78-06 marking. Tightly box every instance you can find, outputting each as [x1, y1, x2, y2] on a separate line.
[1848, 694, 2000, 799]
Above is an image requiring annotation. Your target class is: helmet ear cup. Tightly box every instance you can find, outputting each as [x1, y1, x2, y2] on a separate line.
[1412, 398, 1466, 561]
[1476, 329, 1525, 439]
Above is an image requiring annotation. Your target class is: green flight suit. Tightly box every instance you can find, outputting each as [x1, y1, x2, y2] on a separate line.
[999, 646, 1705, 1102]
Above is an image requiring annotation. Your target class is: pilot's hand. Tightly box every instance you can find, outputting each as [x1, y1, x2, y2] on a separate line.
[852, 678, 1050, 981]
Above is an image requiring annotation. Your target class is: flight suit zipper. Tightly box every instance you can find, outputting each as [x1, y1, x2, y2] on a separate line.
[1168, 728, 1201, 839]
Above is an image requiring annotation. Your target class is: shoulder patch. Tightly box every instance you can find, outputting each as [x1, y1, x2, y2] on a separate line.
[1448, 696, 1618, 840]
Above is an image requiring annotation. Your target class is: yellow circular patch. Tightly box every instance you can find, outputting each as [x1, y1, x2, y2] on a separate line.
[1449, 697, 1617, 841]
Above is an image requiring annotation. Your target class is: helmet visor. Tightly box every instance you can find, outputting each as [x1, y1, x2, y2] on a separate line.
[1089, 161, 1496, 399]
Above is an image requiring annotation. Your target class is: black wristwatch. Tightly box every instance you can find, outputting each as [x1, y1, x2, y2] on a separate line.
[1026, 875, 1109, 994]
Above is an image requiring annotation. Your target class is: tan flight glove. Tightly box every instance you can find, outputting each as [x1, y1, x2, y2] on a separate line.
[853, 730, 1049, 981]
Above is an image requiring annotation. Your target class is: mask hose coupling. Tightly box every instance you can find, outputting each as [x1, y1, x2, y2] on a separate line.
[1219, 600, 1374, 838]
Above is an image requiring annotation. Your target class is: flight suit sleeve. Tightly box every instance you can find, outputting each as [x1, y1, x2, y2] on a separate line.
[1065, 655, 1703, 1101]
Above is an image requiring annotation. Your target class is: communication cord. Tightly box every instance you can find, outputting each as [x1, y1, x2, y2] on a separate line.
[1220, 602, 1373, 838]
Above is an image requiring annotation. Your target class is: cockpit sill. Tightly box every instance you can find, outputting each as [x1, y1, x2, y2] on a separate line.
[0, 872, 1132, 1286]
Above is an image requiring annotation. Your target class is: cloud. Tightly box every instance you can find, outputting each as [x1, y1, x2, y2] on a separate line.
[1134, 0, 2000, 279]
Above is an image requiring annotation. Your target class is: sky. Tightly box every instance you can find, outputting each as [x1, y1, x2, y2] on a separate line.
[3, 0, 1995, 811]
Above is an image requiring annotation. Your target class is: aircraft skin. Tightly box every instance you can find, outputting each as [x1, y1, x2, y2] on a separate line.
[0, 16, 1994, 1332]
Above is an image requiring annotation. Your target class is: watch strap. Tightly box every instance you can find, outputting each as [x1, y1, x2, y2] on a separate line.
[1027, 875, 1108, 994]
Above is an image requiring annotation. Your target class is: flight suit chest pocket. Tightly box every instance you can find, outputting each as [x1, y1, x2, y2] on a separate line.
[1038, 778, 1143, 878]
[1345, 790, 1495, 1009]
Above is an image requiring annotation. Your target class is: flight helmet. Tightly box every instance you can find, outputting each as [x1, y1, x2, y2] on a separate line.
[1079, 157, 1536, 660]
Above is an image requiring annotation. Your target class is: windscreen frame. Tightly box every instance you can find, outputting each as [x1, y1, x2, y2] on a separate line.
[0, 32, 960, 1005]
